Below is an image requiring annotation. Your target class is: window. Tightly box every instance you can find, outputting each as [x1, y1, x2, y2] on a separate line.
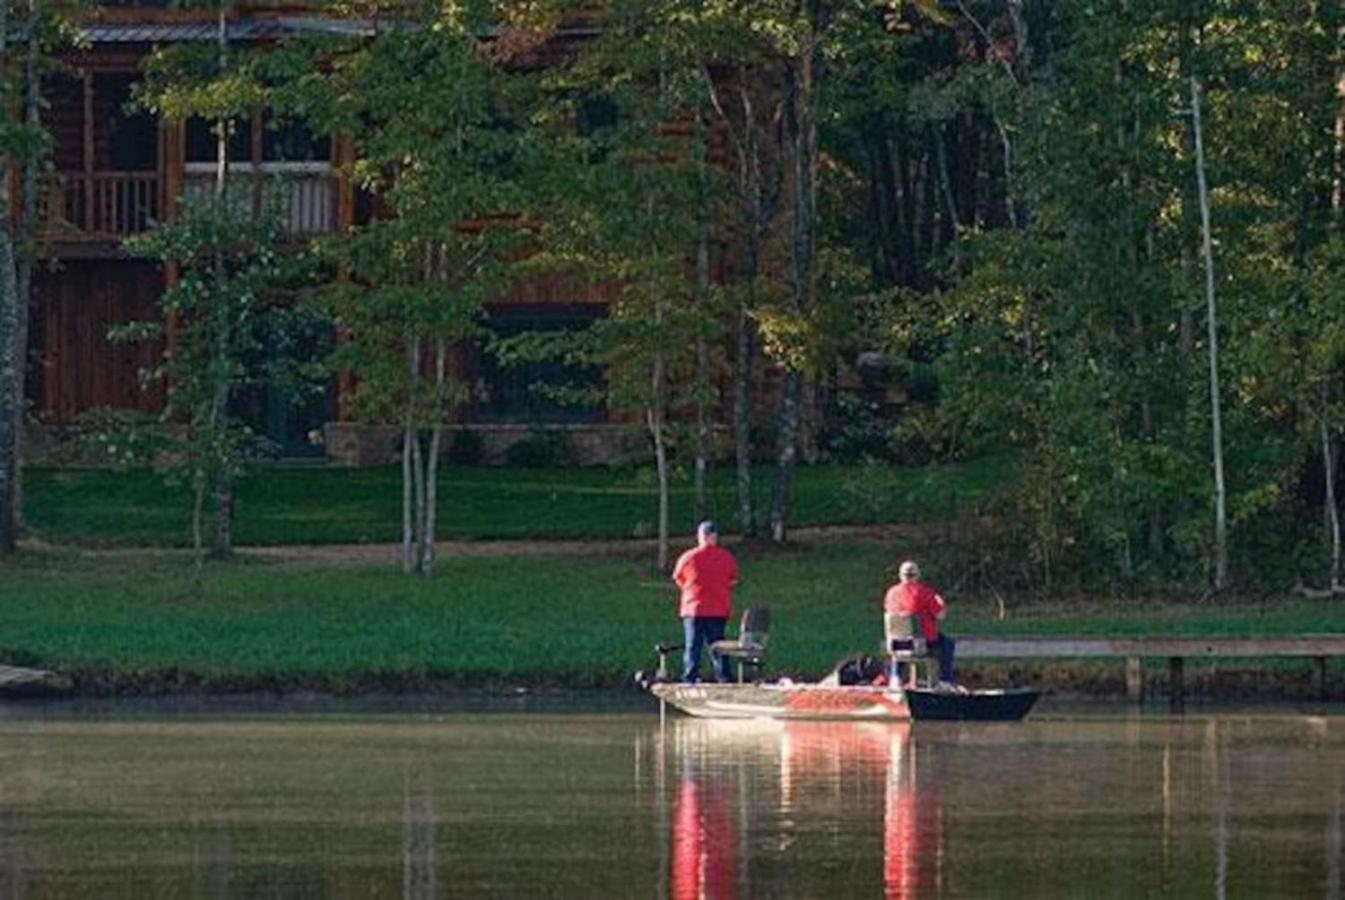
[185, 114, 329, 166]
[473, 305, 604, 424]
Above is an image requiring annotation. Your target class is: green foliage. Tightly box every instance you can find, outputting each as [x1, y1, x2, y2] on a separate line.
[446, 428, 485, 465]
[502, 428, 577, 468]
[115, 199, 326, 558]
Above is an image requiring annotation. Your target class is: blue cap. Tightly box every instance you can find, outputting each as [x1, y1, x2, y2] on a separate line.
[697, 520, 717, 537]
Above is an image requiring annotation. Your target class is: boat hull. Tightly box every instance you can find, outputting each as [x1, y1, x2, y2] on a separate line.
[650, 682, 910, 721]
[905, 687, 1041, 722]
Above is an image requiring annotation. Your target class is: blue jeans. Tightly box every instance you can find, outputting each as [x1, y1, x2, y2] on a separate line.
[682, 616, 730, 683]
[931, 634, 957, 682]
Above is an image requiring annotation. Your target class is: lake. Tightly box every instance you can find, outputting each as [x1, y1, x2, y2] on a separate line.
[0, 698, 1338, 897]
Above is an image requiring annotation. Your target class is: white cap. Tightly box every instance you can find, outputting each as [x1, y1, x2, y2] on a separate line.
[898, 560, 920, 579]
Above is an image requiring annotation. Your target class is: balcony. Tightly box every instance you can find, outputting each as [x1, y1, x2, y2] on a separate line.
[39, 163, 336, 245]
[41, 171, 161, 240]
[182, 162, 335, 236]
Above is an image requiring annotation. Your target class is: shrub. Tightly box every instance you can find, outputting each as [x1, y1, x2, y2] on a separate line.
[447, 429, 485, 465]
[504, 428, 577, 467]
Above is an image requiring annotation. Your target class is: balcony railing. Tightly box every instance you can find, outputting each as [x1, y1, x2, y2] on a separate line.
[41, 171, 161, 239]
[38, 163, 335, 242]
[182, 162, 334, 236]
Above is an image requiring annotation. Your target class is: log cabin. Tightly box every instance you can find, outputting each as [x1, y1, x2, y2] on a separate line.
[23, 0, 694, 467]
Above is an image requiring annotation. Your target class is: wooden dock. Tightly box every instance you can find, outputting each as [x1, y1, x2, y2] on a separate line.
[959, 635, 1345, 709]
[0, 664, 67, 696]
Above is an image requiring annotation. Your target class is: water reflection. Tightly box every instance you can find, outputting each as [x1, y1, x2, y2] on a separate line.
[0, 709, 1336, 896]
[656, 713, 1344, 899]
[665, 719, 942, 898]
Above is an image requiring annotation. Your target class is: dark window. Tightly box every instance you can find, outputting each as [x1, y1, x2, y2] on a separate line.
[229, 318, 334, 458]
[100, 74, 157, 171]
[43, 74, 84, 171]
[185, 116, 251, 164]
[262, 114, 330, 163]
[576, 94, 619, 163]
[473, 305, 604, 424]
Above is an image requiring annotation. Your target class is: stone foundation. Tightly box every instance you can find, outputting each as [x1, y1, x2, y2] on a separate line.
[321, 422, 650, 467]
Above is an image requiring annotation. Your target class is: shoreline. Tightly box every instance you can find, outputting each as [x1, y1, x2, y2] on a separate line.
[3, 661, 1337, 705]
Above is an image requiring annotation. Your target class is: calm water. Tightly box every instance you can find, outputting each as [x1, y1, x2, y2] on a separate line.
[0, 700, 1339, 898]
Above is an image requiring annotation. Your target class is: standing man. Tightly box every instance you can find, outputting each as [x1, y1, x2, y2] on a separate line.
[672, 520, 739, 683]
[884, 560, 959, 690]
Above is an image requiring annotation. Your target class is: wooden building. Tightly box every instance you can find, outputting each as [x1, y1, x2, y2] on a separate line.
[26, 2, 642, 465]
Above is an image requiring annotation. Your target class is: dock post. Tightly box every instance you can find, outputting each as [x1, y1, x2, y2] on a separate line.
[1125, 656, 1144, 704]
[1313, 656, 1327, 701]
[1168, 657, 1185, 713]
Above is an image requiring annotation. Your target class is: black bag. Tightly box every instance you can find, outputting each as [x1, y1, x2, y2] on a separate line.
[831, 654, 885, 686]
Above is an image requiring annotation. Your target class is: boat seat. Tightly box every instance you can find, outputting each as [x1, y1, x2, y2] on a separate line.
[710, 606, 771, 683]
[886, 613, 935, 688]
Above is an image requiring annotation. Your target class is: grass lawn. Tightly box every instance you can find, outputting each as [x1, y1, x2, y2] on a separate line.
[1, 541, 1339, 694]
[22, 458, 1010, 547]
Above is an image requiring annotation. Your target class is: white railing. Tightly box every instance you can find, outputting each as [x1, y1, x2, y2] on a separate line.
[42, 171, 160, 237]
[182, 162, 334, 235]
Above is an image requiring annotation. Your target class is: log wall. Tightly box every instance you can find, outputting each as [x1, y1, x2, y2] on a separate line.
[29, 260, 166, 423]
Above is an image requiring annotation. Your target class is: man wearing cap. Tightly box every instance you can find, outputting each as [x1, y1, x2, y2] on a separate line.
[672, 521, 739, 683]
[884, 560, 959, 690]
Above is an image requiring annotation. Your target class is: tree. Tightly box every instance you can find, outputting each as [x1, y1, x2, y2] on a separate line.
[289, 1, 542, 574]
[0, 0, 54, 554]
[135, 4, 273, 558]
[515, 2, 717, 570]
[119, 204, 321, 583]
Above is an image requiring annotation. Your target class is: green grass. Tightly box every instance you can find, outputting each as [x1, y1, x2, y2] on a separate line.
[22, 457, 1011, 547]
[1, 542, 1339, 693]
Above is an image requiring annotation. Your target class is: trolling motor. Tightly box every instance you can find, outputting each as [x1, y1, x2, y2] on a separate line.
[633, 642, 683, 690]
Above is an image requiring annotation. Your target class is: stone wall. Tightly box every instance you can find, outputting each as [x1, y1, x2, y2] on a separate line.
[321, 422, 650, 467]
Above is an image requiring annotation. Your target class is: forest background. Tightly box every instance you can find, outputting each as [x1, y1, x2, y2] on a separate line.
[3, 0, 1345, 603]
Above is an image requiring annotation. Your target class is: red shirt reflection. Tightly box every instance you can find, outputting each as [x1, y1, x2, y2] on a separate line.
[672, 775, 736, 900]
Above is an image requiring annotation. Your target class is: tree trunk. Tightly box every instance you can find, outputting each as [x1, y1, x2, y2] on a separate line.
[401, 333, 418, 573]
[1321, 388, 1341, 591]
[0, 0, 16, 554]
[693, 110, 712, 521]
[768, 371, 801, 543]
[769, 13, 821, 544]
[649, 332, 670, 572]
[10, 0, 39, 539]
[420, 338, 447, 576]
[733, 297, 755, 535]
[206, 5, 233, 560]
[1191, 76, 1228, 590]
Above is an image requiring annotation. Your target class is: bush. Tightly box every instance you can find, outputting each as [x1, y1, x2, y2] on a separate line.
[446, 429, 484, 465]
[504, 428, 577, 467]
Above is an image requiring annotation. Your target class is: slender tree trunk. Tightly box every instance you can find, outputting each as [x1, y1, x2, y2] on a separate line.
[401, 333, 418, 573]
[649, 308, 670, 572]
[420, 337, 446, 575]
[1191, 76, 1228, 590]
[207, 5, 233, 560]
[191, 470, 207, 591]
[11, 0, 39, 538]
[1321, 387, 1341, 592]
[934, 124, 961, 269]
[733, 293, 755, 535]
[0, 0, 18, 555]
[411, 426, 425, 573]
[693, 108, 711, 520]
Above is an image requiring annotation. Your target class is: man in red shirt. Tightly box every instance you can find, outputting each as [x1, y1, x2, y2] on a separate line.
[672, 521, 739, 683]
[883, 560, 958, 690]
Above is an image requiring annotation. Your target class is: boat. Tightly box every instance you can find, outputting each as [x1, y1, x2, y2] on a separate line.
[646, 681, 1040, 723]
[649, 681, 910, 721]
